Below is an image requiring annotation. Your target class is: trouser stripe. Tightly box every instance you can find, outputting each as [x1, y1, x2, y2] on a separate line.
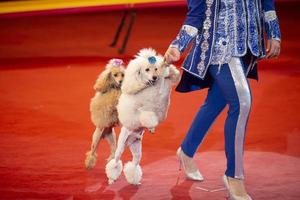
[228, 58, 251, 179]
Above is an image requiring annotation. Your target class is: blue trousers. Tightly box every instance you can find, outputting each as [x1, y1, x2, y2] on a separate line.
[181, 58, 252, 179]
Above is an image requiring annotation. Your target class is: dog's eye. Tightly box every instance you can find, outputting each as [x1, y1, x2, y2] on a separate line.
[122, 74, 124, 77]
[155, 68, 158, 71]
[113, 74, 118, 77]
[145, 68, 150, 72]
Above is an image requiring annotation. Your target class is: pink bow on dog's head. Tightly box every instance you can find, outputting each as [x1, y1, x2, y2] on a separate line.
[109, 58, 124, 67]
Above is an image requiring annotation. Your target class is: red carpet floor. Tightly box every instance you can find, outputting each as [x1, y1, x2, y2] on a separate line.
[0, 1, 300, 200]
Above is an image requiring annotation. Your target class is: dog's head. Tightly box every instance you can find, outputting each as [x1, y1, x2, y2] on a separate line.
[94, 59, 125, 92]
[108, 60, 125, 87]
[121, 48, 166, 94]
[136, 48, 165, 85]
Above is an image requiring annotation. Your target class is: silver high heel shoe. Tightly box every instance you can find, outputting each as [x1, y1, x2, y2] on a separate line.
[223, 175, 252, 200]
[176, 147, 204, 181]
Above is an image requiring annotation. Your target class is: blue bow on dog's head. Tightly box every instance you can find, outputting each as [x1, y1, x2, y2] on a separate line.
[148, 56, 156, 64]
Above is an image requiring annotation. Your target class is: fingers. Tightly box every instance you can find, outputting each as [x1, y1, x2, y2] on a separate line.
[164, 51, 173, 64]
[266, 43, 275, 59]
[164, 47, 180, 64]
[266, 39, 281, 59]
[266, 40, 271, 53]
[164, 52, 173, 64]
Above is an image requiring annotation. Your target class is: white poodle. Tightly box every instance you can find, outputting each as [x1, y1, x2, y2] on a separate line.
[85, 59, 125, 170]
[105, 48, 180, 185]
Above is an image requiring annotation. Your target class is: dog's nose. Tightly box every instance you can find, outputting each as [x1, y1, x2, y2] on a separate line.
[119, 80, 123, 84]
[152, 76, 157, 81]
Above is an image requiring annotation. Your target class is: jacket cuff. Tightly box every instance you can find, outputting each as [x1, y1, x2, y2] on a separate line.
[264, 11, 281, 41]
[170, 25, 198, 53]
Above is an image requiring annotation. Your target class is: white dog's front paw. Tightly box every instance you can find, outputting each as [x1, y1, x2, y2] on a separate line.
[105, 159, 123, 185]
[169, 65, 180, 84]
[85, 151, 97, 170]
[139, 111, 158, 128]
[123, 161, 142, 185]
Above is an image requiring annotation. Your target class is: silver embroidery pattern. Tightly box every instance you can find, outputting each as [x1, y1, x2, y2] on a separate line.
[264, 10, 277, 22]
[197, 0, 214, 74]
[211, 0, 231, 65]
[246, 0, 259, 56]
[264, 10, 281, 41]
[170, 25, 198, 52]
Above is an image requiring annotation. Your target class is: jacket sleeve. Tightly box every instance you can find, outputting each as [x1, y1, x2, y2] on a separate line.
[262, 0, 281, 41]
[169, 0, 206, 53]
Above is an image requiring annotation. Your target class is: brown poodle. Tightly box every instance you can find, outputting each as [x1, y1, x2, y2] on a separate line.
[85, 59, 125, 170]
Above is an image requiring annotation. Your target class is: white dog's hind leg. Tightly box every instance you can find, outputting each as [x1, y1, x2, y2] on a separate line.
[124, 131, 143, 185]
[85, 127, 103, 170]
[105, 159, 123, 185]
[139, 111, 158, 129]
[114, 127, 130, 162]
[105, 126, 129, 184]
[105, 127, 117, 162]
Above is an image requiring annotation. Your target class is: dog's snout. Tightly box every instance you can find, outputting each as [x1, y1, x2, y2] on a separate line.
[152, 76, 157, 81]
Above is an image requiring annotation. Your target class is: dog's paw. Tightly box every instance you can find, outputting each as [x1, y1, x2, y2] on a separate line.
[123, 161, 142, 185]
[168, 65, 180, 84]
[105, 159, 123, 185]
[148, 128, 155, 134]
[85, 151, 97, 170]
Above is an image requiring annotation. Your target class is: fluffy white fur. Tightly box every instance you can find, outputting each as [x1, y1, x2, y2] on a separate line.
[105, 48, 180, 185]
[118, 48, 180, 130]
[123, 161, 142, 185]
[105, 159, 123, 185]
[85, 59, 125, 170]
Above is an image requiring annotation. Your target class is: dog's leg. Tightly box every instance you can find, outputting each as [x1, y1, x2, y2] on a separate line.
[130, 138, 142, 166]
[168, 65, 180, 84]
[85, 127, 103, 170]
[114, 127, 130, 162]
[124, 130, 144, 185]
[104, 127, 117, 162]
[105, 126, 129, 184]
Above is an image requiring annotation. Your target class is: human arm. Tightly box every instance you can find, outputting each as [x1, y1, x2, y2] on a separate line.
[165, 0, 206, 63]
[263, 0, 281, 58]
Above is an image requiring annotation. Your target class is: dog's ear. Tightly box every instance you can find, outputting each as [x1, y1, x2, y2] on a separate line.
[93, 69, 111, 92]
[121, 63, 146, 95]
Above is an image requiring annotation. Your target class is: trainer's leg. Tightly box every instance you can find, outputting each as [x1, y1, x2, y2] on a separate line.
[210, 58, 252, 179]
[181, 80, 227, 157]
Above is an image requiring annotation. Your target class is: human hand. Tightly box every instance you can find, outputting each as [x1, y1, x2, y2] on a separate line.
[164, 47, 181, 64]
[266, 39, 281, 59]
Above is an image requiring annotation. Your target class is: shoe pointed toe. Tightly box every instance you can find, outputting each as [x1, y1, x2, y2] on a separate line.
[186, 170, 204, 181]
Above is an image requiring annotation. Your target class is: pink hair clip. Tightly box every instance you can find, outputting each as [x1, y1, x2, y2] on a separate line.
[110, 59, 124, 67]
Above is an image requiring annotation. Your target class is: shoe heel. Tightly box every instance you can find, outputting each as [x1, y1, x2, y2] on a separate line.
[225, 191, 230, 199]
[176, 148, 182, 171]
[177, 156, 182, 171]
[179, 160, 182, 171]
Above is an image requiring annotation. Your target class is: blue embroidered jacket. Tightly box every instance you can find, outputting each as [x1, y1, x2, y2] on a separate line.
[170, 0, 281, 83]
